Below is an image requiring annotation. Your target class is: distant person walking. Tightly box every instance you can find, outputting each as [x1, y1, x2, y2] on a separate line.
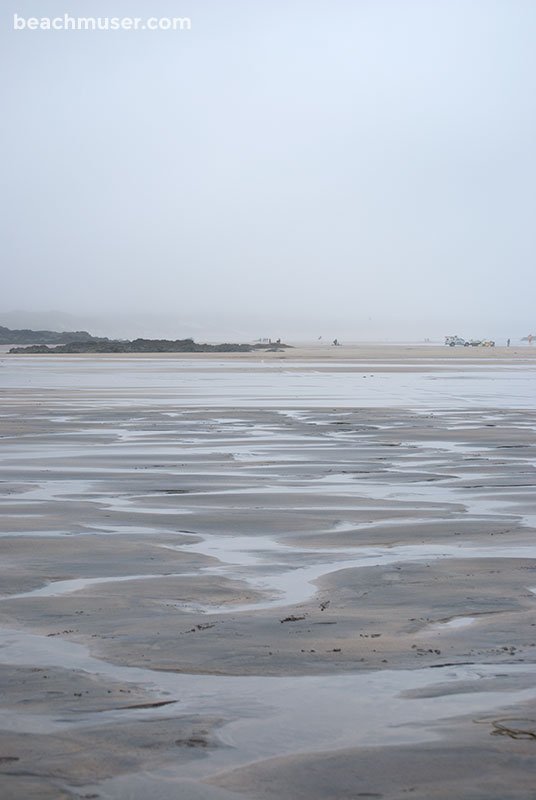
[529, 334, 533, 345]
[507, 338, 510, 347]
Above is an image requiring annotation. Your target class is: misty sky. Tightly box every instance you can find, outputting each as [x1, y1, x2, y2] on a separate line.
[2, 0, 535, 340]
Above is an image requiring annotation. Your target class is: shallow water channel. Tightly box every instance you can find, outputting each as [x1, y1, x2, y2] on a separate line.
[1, 356, 536, 797]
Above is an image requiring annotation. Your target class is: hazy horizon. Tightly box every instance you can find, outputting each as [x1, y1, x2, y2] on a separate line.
[0, 308, 529, 345]
[3, 0, 535, 341]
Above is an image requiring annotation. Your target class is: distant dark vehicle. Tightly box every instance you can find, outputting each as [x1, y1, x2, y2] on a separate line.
[464, 339, 482, 347]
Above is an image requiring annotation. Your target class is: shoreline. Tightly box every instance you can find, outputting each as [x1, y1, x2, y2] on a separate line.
[3, 343, 536, 360]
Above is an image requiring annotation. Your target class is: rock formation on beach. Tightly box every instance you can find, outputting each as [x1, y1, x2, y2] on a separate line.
[9, 337, 291, 354]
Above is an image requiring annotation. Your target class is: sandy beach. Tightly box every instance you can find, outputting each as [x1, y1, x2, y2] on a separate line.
[1, 346, 536, 799]
[3, 342, 536, 360]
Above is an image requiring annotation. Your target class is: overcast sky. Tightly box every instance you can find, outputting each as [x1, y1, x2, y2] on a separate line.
[2, 0, 535, 341]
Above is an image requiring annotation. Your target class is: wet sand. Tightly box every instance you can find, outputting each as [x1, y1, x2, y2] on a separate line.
[1, 348, 536, 798]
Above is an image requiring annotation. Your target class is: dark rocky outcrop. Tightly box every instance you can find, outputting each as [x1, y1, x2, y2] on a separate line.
[10, 338, 291, 354]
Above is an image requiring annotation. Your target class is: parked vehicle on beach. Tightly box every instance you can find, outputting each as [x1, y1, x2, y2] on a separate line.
[445, 336, 495, 348]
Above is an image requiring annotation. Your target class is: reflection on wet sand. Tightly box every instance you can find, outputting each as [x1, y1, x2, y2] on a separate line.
[1, 354, 536, 798]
